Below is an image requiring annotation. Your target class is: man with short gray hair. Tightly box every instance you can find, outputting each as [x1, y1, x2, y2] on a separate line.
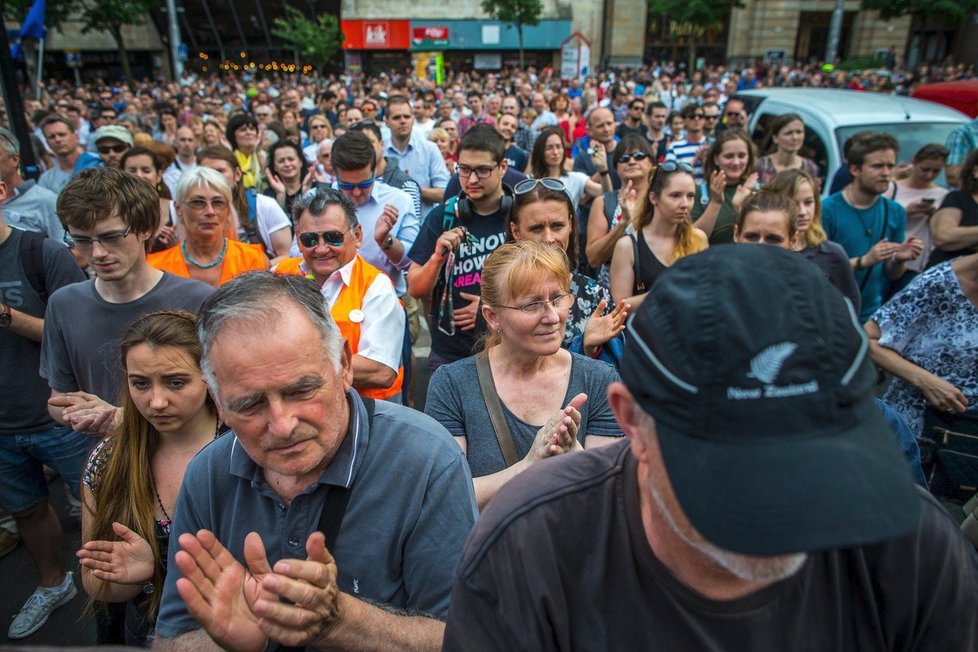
[153, 271, 477, 651]
[0, 128, 65, 242]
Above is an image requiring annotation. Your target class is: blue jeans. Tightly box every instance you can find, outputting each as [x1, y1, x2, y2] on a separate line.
[0, 426, 92, 514]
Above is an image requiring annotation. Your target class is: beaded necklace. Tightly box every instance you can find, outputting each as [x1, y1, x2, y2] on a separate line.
[181, 238, 228, 269]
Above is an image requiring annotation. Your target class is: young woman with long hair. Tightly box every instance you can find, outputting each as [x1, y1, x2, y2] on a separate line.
[692, 128, 759, 245]
[77, 310, 221, 645]
[610, 162, 708, 308]
[755, 113, 820, 185]
[121, 146, 179, 252]
[527, 125, 608, 211]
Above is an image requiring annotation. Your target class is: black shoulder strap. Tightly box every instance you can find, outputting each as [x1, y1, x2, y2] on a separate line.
[18, 230, 48, 303]
[631, 234, 646, 293]
[316, 397, 374, 551]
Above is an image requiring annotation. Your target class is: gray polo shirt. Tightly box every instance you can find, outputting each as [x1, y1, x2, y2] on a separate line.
[155, 391, 478, 639]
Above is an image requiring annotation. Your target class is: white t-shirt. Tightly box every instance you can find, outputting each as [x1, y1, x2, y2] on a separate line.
[231, 193, 292, 257]
[892, 183, 950, 272]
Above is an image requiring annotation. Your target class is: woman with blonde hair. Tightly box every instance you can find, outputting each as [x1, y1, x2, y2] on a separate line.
[766, 168, 860, 309]
[77, 310, 221, 645]
[425, 241, 622, 508]
[610, 161, 708, 308]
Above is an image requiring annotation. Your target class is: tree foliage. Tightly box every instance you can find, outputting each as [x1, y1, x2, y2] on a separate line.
[77, 0, 155, 83]
[860, 0, 978, 21]
[271, 6, 343, 72]
[480, 0, 543, 68]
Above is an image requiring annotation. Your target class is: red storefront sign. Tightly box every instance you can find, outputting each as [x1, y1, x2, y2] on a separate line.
[341, 20, 411, 50]
[412, 26, 450, 46]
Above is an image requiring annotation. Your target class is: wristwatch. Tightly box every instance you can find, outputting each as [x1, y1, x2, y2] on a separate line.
[0, 304, 10, 329]
[382, 235, 395, 251]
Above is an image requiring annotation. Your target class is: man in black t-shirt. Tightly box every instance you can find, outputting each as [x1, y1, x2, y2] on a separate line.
[407, 126, 510, 371]
[445, 245, 978, 650]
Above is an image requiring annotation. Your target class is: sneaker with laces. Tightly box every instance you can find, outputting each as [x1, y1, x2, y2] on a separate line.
[7, 572, 78, 639]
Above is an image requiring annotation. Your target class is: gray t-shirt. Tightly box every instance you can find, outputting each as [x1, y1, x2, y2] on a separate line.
[0, 229, 86, 434]
[38, 165, 73, 195]
[425, 353, 623, 477]
[39, 272, 212, 403]
[155, 392, 478, 639]
[2, 181, 66, 242]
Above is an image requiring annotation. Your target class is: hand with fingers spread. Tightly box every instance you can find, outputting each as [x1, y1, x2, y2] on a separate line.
[264, 168, 286, 196]
[731, 172, 759, 212]
[583, 299, 629, 356]
[49, 391, 120, 435]
[708, 169, 727, 204]
[173, 529, 274, 652]
[301, 166, 317, 193]
[527, 393, 587, 464]
[77, 522, 154, 585]
[618, 180, 638, 224]
[252, 531, 344, 648]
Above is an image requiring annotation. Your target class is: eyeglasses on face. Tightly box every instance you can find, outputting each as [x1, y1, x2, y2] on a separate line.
[618, 151, 649, 164]
[703, 114, 719, 120]
[185, 197, 229, 211]
[298, 227, 352, 248]
[98, 143, 129, 154]
[336, 174, 375, 191]
[456, 163, 499, 179]
[690, 113, 705, 119]
[64, 225, 133, 249]
[501, 292, 574, 315]
[310, 123, 329, 130]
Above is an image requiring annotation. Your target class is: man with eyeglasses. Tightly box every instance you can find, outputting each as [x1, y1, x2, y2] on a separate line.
[0, 173, 88, 639]
[93, 125, 132, 169]
[274, 189, 406, 401]
[41, 168, 212, 441]
[328, 131, 418, 299]
[616, 99, 648, 141]
[38, 116, 100, 195]
[665, 104, 710, 181]
[408, 125, 511, 371]
[383, 95, 449, 217]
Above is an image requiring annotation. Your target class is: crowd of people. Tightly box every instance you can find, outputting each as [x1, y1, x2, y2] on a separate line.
[0, 59, 977, 648]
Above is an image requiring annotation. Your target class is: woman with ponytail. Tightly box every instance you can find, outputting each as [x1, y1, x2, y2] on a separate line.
[77, 310, 221, 646]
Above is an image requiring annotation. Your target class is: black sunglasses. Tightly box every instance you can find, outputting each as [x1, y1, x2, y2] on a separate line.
[298, 226, 353, 248]
[618, 151, 649, 164]
[97, 143, 129, 154]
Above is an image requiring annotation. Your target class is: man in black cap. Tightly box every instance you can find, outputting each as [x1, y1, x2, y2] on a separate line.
[443, 245, 978, 650]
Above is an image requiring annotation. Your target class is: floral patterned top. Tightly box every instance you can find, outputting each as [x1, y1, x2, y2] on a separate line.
[873, 263, 978, 438]
[566, 271, 613, 347]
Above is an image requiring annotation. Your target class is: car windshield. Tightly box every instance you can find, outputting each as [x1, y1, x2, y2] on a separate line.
[836, 122, 960, 166]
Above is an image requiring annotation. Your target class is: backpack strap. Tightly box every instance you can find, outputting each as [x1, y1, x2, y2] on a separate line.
[18, 230, 48, 303]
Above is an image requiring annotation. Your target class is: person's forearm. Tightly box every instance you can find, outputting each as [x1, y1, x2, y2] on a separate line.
[314, 593, 445, 651]
[586, 221, 627, 268]
[152, 629, 223, 651]
[692, 200, 722, 236]
[80, 568, 143, 605]
[5, 307, 44, 341]
[869, 341, 933, 390]
[885, 258, 907, 279]
[406, 260, 442, 299]
[379, 237, 407, 267]
[932, 224, 978, 251]
[269, 228, 292, 258]
[420, 187, 444, 204]
[352, 355, 397, 389]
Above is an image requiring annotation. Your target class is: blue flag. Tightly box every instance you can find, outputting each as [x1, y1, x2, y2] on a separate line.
[11, 0, 46, 60]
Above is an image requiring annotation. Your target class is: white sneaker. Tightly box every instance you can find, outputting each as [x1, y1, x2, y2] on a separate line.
[7, 572, 78, 639]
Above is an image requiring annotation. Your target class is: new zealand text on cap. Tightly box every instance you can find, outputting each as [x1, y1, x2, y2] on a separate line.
[620, 244, 919, 555]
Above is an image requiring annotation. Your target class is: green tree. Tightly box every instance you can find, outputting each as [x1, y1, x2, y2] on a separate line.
[77, 0, 154, 84]
[648, 0, 743, 73]
[271, 6, 342, 73]
[480, 0, 543, 69]
[3, 0, 73, 30]
[860, 0, 978, 21]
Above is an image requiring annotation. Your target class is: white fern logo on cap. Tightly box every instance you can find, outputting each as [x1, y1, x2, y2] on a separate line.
[747, 342, 798, 384]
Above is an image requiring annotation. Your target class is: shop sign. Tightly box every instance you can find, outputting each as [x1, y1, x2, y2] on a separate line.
[412, 26, 449, 47]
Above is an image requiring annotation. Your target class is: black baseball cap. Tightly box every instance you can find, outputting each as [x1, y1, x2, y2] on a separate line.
[620, 245, 919, 555]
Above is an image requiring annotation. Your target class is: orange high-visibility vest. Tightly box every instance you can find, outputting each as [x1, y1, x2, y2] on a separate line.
[274, 256, 404, 399]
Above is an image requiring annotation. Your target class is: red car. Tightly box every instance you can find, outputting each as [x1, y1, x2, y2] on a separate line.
[912, 80, 978, 118]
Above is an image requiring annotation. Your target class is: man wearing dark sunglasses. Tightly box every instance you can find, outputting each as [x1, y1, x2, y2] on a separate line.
[93, 125, 132, 170]
[664, 103, 709, 181]
[274, 189, 406, 401]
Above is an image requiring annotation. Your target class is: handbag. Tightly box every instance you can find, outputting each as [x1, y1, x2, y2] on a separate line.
[920, 406, 978, 502]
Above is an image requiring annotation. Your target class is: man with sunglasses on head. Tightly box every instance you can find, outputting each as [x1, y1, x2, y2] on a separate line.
[41, 168, 212, 441]
[92, 125, 132, 169]
[665, 103, 710, 181]
[407, 125, 511, 372]
[274, 189, 406, 401]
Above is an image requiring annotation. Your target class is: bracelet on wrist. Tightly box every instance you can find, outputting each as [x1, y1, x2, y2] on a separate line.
[856, 256, 864, 270]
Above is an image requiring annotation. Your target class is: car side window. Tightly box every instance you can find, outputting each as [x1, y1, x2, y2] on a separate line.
[802, 129, 828, 178]
[752, 113, 777, 154]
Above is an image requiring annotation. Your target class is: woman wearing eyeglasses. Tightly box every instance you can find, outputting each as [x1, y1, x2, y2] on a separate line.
[509, 177, 628, 361]
[147, 168, 268, 288]
[527, 126, 608, 212]
[610, 161, 707, 308]
[586, 135, 656, 285]
[425, 241, 623, 508]
[755, 113, 819, 186]
[692, 129, 760, 245]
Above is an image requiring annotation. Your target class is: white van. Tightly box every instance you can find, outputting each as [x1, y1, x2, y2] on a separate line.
[735, 89, 968, 194]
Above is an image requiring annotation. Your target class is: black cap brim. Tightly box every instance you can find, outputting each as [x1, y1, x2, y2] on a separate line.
[655, 396, 921, 555]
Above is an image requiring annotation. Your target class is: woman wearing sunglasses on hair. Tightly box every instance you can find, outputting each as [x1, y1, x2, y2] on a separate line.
[509, 177, 628, 363]
[527, 126, 609, 211]
[610, 161, 708, 308]
[425, 241, 623, 509]
[585, 135, 656, 285]
[148, 168, 268, 288]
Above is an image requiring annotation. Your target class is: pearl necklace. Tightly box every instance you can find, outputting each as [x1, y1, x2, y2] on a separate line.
[181, 238, 228, 269]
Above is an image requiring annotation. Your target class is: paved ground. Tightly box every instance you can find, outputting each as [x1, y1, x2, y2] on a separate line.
[0, 323, 433, 648]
